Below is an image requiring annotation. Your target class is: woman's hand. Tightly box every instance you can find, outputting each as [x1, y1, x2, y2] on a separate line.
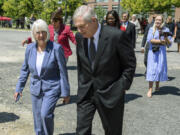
[62, 96, 70, 104]
[14, 92, 22, 101]
[164, 37, 171, 45]
[160, 40, 166, 45]
[22, 39, 28, 46]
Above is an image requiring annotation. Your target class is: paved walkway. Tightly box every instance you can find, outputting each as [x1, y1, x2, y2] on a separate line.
[0, 30, 180, 135]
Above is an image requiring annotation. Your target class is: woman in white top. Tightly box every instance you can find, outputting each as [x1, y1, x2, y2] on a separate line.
[14, 19, 70, 135]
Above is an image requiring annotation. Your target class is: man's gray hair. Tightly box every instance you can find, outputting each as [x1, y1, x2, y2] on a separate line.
[31, 19, 50, 42]
[73, 5, 97, 22]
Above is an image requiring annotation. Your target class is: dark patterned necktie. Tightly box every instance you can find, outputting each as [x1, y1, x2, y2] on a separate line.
[89, 37, 96, 62]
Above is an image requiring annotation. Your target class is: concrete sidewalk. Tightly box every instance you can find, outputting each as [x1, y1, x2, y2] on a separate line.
[136, 35, 180, 69]
[0, 30, 180, 135]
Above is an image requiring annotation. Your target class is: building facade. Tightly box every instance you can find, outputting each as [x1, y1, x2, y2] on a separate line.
[86, 0, 180, 21]
[86, 0, 122, 15]
[175, 8, 180, 21]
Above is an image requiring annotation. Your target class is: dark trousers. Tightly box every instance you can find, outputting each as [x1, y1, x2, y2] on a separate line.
[144, 42, 149, 68]
[76, 91, 125, 135]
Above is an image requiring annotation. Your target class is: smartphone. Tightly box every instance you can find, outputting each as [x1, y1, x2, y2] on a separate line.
[15, 94, 20, 102]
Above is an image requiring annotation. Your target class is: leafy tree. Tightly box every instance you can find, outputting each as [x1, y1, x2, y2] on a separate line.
[61, 0, 85, 16]
[40, 0, 86, 23]
[18, 0, 34, 17]
[40, 0, 61, 24]
[2, 0, 20, 19]
[94, 6, 106, 22]
[2, 0, 86, 23]
[121, 0, 180, 15]
[172, 0, 180, 7]
[59, 0, 86, 22]
[32, 0, 43, 18]
[0, 0, 4, 16]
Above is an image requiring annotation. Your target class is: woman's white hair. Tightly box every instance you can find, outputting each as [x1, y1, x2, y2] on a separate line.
[31, 19, 50, 42]
[73, 5, 97, 22]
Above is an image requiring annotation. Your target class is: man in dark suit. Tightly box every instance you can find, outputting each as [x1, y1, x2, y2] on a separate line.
[120, 12, 136, 49]
[141, 14, 156, 70]
[73, 5, 136, 135]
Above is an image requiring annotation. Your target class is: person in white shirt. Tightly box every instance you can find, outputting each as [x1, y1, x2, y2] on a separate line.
[14, 19, 70, 135]
[130, 14, 140, 39]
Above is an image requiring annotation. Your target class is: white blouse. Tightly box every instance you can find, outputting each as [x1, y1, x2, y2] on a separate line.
[36, 51, 45, 76]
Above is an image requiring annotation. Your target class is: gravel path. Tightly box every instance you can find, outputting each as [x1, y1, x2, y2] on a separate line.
[0, 29, 180, 135]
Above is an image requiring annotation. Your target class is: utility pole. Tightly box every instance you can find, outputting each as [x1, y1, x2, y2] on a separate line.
[118, 0, 120, 16]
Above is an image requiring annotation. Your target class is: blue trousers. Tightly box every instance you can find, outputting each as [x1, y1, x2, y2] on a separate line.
[31, 92, 59, 135]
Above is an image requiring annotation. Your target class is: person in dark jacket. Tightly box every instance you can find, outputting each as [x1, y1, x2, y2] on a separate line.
[165, 16, 175, 35]
[73, 5, 136, 135]
[120, 12, 136, 49]
[141, 14, 157, 72]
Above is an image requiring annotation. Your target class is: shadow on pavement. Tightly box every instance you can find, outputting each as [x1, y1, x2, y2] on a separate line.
[59, 133, 75, 135]
[56, 95, 77, 108]
[67, 66, 77, 70]
[134, 50, 142, 53]
[125, 93, 142, 103]
[0, 112, 19, 123]
[166, 50, 178, 52]
[59, 133, 96, 135]
[153, 86, 180, 96]
[168, 76, 176, 81]
[134, 73, 144, 77]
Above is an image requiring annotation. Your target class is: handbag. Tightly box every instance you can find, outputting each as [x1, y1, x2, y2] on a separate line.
[152, 46, 159, 52]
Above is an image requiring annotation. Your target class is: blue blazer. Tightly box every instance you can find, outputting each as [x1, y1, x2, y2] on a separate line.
[16, 40, 70, 97]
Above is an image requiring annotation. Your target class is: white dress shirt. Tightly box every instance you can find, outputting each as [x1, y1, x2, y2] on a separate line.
[122, 21, 128, 29]
[88, 23, 101, 58]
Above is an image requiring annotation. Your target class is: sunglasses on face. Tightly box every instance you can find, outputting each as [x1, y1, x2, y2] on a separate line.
[52, 19, 59, 23]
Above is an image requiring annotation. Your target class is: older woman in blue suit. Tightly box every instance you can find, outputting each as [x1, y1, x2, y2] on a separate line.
[14, 19, 70, 135]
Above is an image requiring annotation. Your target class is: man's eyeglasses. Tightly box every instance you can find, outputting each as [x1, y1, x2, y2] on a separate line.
[76, 23, 89, 30]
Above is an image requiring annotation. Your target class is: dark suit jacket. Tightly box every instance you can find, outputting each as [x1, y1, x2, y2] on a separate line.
[123, 21, 136, 48]
[75, 25, 136, 108]
[141, 22, 154, 47]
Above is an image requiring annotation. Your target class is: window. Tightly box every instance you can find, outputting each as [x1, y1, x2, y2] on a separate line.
[112, 5, 122, 16]
[113, 0, 121, 2]
[112, 5, 118, 12]
[96, 0, 108, 2]
[95, 5, 108, 21]
[95, 5, 108, 13]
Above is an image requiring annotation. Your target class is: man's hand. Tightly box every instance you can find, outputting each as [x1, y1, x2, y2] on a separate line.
[62, 96, 70, 104]
[141, 48, 144, 53]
